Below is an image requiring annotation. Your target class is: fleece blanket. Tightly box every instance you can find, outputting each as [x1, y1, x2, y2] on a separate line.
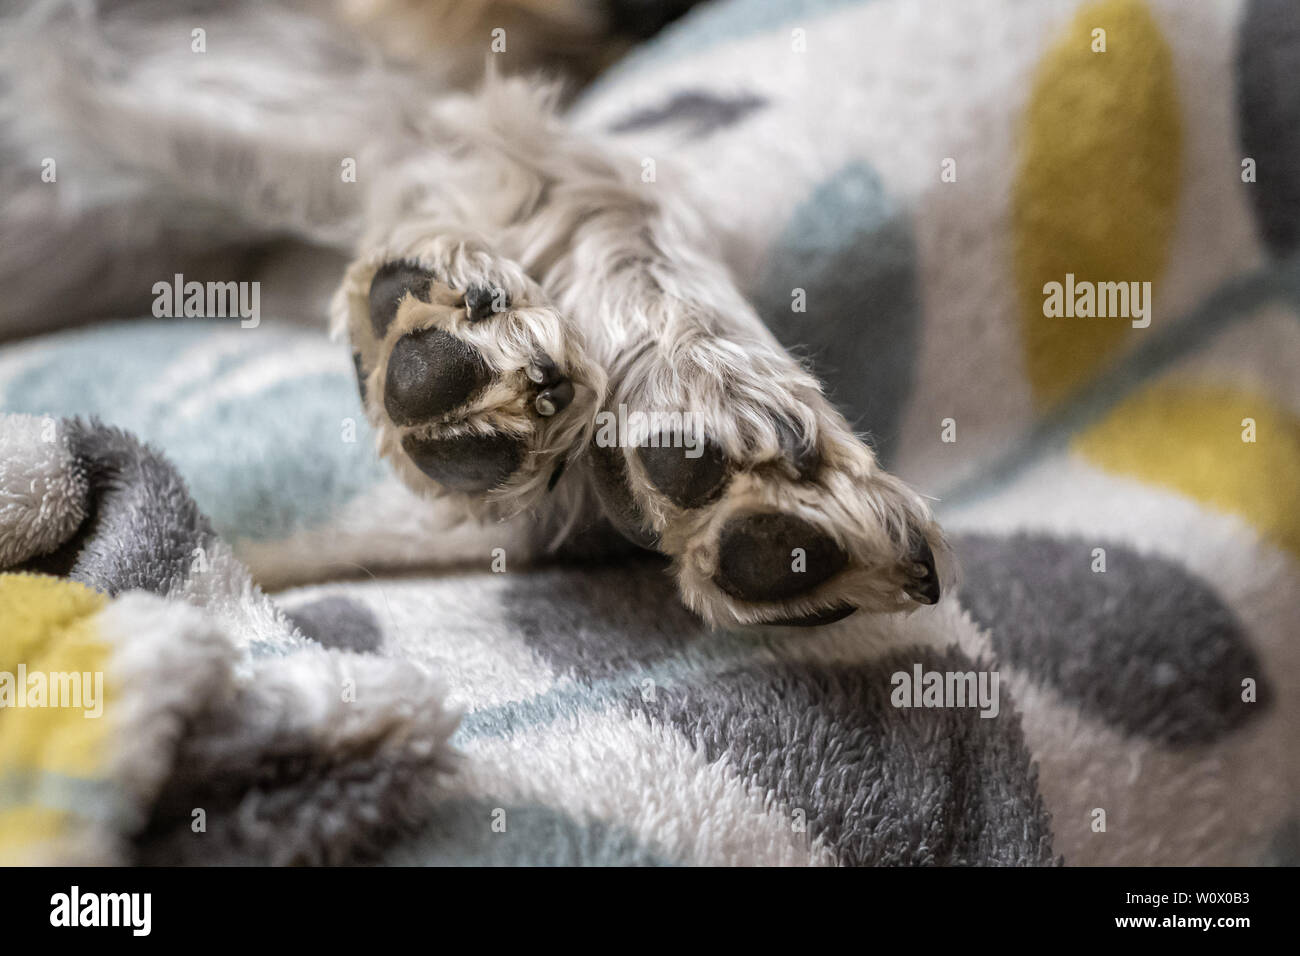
[2, 0, 1298, 865]
[0, 415, 457, 865]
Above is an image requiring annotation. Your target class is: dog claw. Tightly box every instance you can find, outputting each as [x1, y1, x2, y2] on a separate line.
[535, 380, 573, 417]
[904, 537, 941, 605]
[526, 356, 562, 387]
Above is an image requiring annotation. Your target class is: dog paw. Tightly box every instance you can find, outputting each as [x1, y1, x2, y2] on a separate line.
[587, 335, 945, 628]
[334, 238, 604, 516]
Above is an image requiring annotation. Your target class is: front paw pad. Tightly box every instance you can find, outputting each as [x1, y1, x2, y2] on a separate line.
[713, 512, 849, 602]
[343, 253, 598, 512]
[384, 328, 490, 425]
[587, 387, 943, 627]
[400, 432, 525, 492]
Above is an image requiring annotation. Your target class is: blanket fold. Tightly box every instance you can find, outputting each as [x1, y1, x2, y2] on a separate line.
[0, 413, 458, 865]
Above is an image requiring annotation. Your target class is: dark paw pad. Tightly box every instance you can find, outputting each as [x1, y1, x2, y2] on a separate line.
[636, 435, 729, 508]
[465, 284, 508, 322]
[903, 537, 941, 605]
[713, 512, 848, 601]
[384, 328, 490, 425]
[369, 261, 434, 338]
[400, 432, 524, 492]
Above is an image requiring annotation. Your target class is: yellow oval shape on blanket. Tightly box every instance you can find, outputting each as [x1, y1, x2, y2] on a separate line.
[1074, 383, 1300, 557]
[0, 574, 110, 776]
[0, 806, 70, 865]
[1012, 0, 1182, 406]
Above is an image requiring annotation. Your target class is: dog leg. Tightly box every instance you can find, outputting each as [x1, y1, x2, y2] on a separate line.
[555, 244, 947, 627]
[389, 79, 949, 626]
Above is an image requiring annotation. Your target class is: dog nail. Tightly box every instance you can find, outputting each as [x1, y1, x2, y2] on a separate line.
[352, 352, 367, 403]
[758, 604, 857, 627]
[547, 459, 566, 491]
[776, 418, 821, 479]
[526, 356, 562, 386]
[906, 537, 941, 604]
[535, 380, 573, 416]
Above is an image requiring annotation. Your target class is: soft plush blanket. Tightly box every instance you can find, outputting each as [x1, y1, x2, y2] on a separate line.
[1, 0, 1297, 865]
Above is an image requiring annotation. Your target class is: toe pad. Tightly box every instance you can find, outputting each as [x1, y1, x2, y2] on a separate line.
[384, 328, 490, 425]
[401, 432, 524, 492]
[714, 512, 847, 601]
[637, 436, 729, 509]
